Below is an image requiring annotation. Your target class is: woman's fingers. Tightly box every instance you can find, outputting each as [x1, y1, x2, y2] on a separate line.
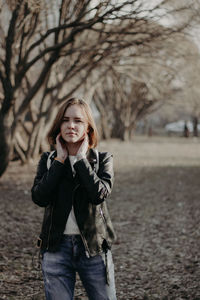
[56, 133, 61, 143]
[77, 133, 89, 156]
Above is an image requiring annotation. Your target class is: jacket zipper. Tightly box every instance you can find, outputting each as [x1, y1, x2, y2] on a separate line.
[79, 229, 91, 258]
[100, 206, 107, 228]
[46, 205, 54, 250]
[72, 184, 91, 258]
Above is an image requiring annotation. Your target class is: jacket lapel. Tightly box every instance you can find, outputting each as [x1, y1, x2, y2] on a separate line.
[64, 157, 74, 180]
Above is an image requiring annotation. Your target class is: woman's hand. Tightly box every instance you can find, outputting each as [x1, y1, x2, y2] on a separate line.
[55, 133, 68, 163]
[77, 133, 89, 158]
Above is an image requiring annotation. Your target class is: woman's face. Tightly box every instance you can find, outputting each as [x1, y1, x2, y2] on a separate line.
[60, 104, 88, 144]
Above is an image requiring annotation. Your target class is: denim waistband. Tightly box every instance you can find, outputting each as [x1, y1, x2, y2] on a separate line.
[62, 234, 81, 241]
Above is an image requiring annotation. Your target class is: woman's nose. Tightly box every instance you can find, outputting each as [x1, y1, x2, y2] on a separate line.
[67, 121, 75, 128]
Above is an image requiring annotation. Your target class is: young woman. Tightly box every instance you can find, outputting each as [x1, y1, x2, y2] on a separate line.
[31, 98, 117, 300]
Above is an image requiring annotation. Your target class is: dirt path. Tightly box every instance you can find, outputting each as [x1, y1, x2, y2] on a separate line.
[1, 136, 200, 300]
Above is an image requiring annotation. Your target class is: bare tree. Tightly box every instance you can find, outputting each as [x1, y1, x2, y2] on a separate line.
[93, 63, 173, 141]
[0, 0, 197, 175]
[91, 3, 200, 140]
[91, 35, 193, 140]
[172, 53, 200, 137]
[0, 0, 143, 175]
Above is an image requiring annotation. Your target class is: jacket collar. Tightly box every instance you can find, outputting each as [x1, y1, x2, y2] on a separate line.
[87, 148, 98, 165]
[50, 148, 98, 180]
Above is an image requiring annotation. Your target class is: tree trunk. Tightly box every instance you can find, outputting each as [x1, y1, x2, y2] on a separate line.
[31, 106, 58, 158]
[193, 116, 198, 137]
[122, 127, 130, 141]
[26, 121, 41, 161]
[32, 117, 46, 159]
[111, 123, 123, 140]
[0, 113, 11, 177]
[100, 116, 112, 140]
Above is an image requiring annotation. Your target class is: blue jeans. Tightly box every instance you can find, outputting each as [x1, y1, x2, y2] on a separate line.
[41, 235, 117, 300]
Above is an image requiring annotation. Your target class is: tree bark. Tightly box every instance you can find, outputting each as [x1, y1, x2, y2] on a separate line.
[0, 113, 11, 177]
[193, 116, 198, 137]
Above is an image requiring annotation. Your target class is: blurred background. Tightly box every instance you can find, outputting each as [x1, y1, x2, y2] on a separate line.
[0, 0, 200, 175]
[1, 1, 200, 299]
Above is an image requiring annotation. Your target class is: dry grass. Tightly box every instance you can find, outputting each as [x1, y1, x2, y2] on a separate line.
[0, 136, 200, 299]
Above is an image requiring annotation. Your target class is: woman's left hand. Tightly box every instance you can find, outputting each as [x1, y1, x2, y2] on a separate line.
[56, 133, 68, 162]
[77, 134, 89, 158]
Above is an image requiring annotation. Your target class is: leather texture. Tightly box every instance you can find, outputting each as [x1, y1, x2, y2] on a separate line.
[31, 149, 116, 255]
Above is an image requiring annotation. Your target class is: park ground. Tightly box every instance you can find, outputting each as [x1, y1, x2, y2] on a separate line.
[0, 136, 200, 300]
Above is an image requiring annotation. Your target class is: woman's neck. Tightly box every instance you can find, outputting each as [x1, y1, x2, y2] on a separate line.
[67, 141, 82, 156]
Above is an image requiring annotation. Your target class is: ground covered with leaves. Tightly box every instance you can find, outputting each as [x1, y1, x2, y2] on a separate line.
[0, 136, 200, 300]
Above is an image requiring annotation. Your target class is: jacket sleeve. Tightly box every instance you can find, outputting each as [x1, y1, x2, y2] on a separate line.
[73, 152, 114, 205]
[31, 152, 65, 207]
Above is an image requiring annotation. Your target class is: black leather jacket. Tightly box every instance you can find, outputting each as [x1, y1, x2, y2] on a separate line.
[31, 149, 116, 256]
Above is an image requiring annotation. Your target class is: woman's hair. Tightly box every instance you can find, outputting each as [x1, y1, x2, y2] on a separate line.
[47, 98, 99, 148]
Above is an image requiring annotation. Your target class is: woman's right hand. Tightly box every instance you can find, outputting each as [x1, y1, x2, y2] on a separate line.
[55, 133, 68, 163]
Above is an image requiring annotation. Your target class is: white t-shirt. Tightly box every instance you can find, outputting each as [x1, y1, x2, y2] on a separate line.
[63, 155, 80, 235]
